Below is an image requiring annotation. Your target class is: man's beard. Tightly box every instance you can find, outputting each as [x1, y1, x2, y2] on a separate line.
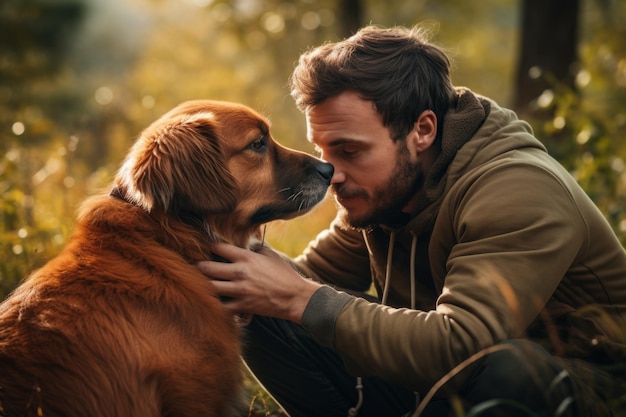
[335, 141, 424, 230]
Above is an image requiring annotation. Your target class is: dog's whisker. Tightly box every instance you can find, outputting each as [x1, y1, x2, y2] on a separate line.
[261, 224, 267, 247]
[288, 190, 304, 202]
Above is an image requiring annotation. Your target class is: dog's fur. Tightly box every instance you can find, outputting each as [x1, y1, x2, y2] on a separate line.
[0, 100, 333, 417]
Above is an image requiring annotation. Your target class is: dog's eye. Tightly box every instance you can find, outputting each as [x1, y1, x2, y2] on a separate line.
[249, 136, 267, 153]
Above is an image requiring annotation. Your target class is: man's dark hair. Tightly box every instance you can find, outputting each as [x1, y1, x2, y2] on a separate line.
[289, 25, 456, 140]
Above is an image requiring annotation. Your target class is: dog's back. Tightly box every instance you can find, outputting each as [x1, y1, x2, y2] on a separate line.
[0, 195, 243, 417]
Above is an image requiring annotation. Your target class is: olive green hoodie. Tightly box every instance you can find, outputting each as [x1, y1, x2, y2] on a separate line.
[296, 88, 626, 393]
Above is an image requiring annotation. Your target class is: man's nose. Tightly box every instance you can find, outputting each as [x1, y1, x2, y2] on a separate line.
[330, 170, 346, 185]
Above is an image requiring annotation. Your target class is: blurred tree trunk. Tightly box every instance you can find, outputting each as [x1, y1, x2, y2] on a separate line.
[337, 0, 363, 38]
[513, 0, 580, 117]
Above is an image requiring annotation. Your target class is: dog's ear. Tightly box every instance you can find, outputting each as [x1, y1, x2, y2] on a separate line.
[116, 113, 238, 214]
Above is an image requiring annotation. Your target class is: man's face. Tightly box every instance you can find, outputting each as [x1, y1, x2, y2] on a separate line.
[306, 91, 425, 229]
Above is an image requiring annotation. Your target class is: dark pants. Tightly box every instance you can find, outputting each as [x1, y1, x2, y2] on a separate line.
[243, 316, 620, 417]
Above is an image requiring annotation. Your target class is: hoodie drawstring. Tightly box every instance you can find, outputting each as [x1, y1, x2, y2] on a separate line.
[409, 233, 417, 310]
[381, 230, 396, 305]
[348, 230, 419, 416]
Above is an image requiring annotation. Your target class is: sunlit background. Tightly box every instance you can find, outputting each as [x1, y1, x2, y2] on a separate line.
[1, 1, 625, 414]
[1, 0, 625, 298]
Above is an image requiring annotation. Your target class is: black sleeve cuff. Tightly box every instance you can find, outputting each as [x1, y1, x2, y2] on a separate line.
[301, 286, 354, 348]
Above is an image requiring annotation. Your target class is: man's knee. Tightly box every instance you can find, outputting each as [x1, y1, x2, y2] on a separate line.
[461, 340, 578, 417]
[475, 339, 565, 387]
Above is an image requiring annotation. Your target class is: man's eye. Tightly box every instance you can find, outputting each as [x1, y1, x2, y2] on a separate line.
[250, 137, 267, 152]
[341, 146, 360, 157]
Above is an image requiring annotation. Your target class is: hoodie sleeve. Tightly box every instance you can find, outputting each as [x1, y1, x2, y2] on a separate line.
[301, 286, 355, 347]
[303, 161, 590, 393]
[294, 214, 373, 293]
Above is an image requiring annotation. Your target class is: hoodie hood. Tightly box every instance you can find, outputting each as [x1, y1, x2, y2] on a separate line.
[376, 88, 549, 308]
[405, 87, 546, 235]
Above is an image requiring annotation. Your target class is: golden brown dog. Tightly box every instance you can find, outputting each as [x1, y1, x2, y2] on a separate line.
[0, 100, 333, 417]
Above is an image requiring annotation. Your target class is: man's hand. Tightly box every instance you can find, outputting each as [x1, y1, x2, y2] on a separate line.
[197, 243, 322, 324]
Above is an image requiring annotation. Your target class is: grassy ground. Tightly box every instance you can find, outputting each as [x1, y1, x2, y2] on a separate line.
[241, 366, 626, 417]
[244, 368, 287, 417]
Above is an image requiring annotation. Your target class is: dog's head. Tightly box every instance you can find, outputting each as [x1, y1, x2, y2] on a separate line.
[114, 100, 333, 241]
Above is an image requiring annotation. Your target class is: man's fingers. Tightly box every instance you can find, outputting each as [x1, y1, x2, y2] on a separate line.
[210, 280, 253, 315]
[209, 242, 249, 261]
[197, 259, 231, 276]
[209, 279, 238, 297]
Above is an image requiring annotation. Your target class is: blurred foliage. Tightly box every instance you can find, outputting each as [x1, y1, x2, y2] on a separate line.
[528, 0, 626, 243]
[1, 0, 625, 295]
[1, 0, 625, 414]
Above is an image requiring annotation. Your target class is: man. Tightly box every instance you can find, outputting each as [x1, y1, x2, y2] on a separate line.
[199, 25, 626, 417]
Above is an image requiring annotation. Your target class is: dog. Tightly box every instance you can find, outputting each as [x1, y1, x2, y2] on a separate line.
[0, 100, 333, 417]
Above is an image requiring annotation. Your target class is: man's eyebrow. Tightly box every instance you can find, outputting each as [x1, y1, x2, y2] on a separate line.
[315, 138, 360, 147]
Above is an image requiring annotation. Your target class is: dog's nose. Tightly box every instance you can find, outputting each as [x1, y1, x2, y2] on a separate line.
[316, 162, 334, 182]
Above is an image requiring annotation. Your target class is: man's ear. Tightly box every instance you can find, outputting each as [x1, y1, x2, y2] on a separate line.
[409, 110, 437, 152]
